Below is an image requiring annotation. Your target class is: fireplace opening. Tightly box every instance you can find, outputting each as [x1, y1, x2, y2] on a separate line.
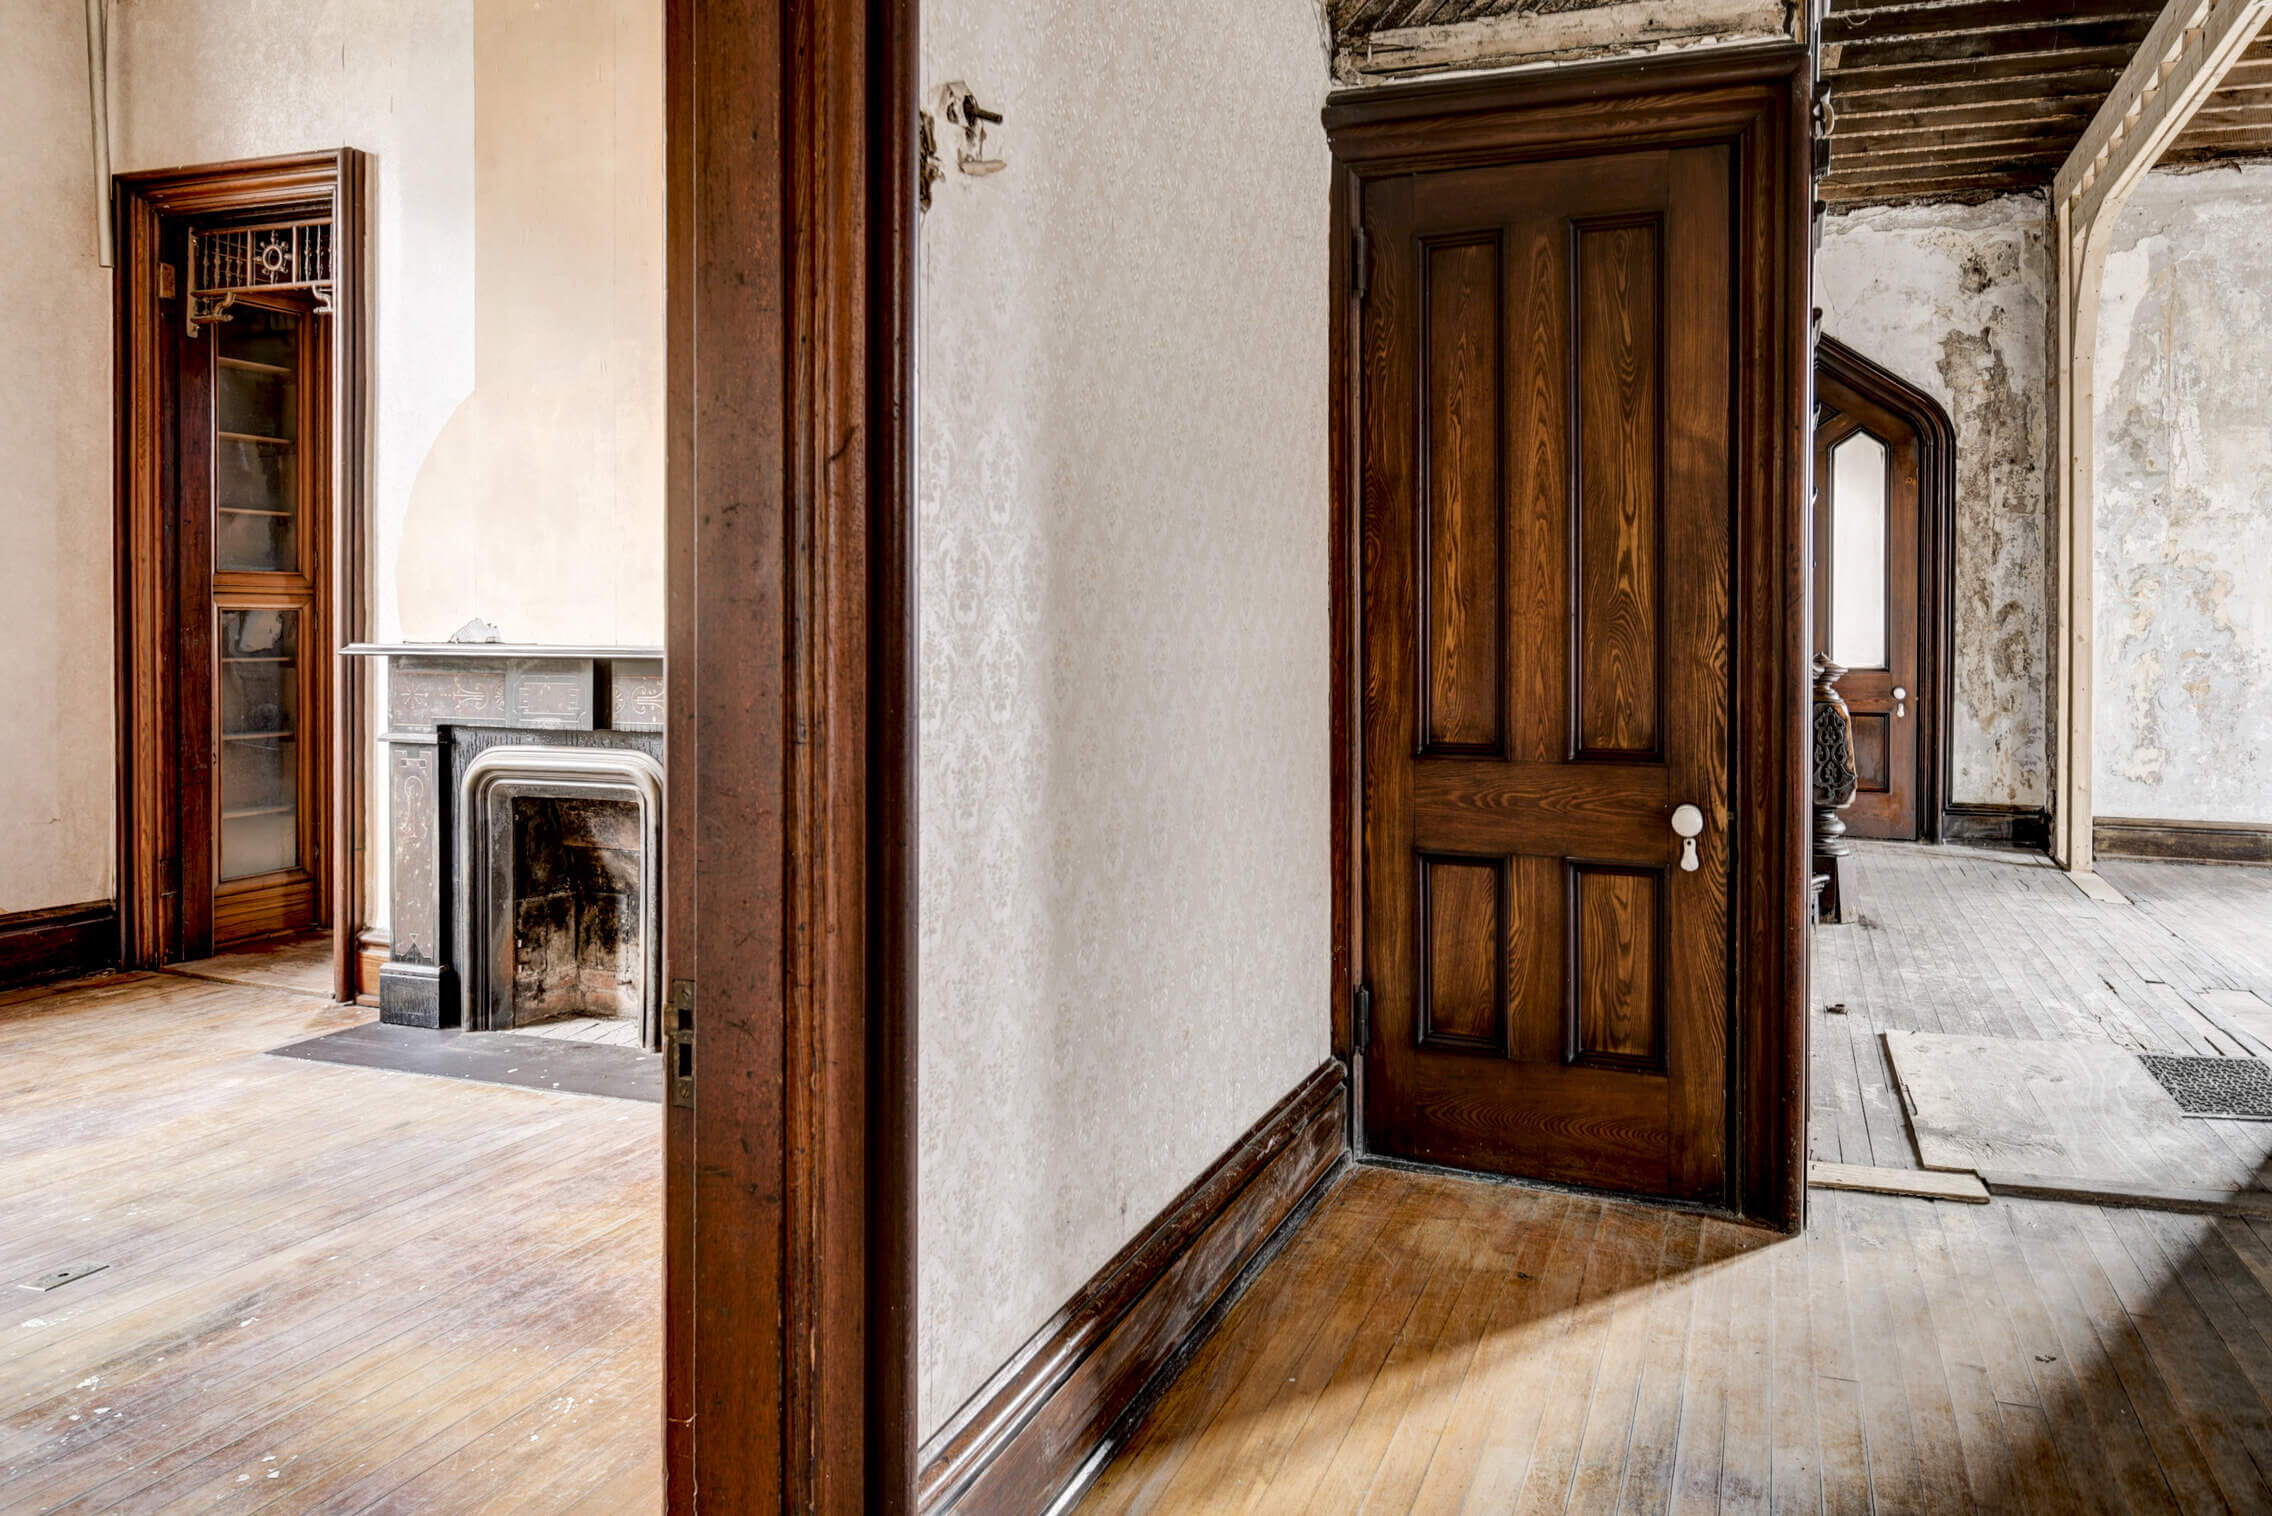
[508, 795, 644, 1026]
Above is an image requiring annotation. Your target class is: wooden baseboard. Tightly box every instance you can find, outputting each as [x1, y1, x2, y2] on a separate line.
[917, 1059, 1350, 1515]
[1940, 803, 2049, 849]
[0, 900, 120, 990]
[353, 928, 391, 1007]
[2095, 816, 2272, 866]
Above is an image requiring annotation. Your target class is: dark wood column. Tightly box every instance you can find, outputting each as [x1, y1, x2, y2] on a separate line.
[663, 0, 917, 1509]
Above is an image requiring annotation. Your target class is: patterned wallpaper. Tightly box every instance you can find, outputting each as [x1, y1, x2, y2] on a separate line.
[916, 0, 1336, 1439]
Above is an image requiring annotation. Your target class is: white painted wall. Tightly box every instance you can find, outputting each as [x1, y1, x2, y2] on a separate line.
[110, 0, 665, 650]
[0, 0, 663, 925]
[0, 0, 117, 913]
[1815, 195, 2054, 810]
[2094, 164, 2272, 825]
[916, 0, 1335, 1438]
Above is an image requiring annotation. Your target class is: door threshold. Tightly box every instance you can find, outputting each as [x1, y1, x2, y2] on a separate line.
[1354, 1152, 1752, 1227]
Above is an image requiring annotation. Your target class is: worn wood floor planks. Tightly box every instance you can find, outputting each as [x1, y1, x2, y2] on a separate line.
[1087, 848, 2272, 1513]
[0, 971, 660, 1514]
[1081, 1166, 2272, 1514]
[1814, 844, 2272, 1175]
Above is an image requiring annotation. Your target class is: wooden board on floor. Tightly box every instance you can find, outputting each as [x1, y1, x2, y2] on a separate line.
[1809, 1159, 1989, 1202]
[1811, 844, 2272, 1181]
[1883, 1029, 2256, 1190]
[166, 932, 335, 996]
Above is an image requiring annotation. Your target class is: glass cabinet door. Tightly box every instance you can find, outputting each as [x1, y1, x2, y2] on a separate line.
[217, 607, 301, 880]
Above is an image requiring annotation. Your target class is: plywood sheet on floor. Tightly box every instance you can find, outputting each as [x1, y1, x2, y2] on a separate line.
[0, 969, 661, 1513]
[1884, 1030, 2257, 1190]
[1812, 844, 2272, 1182]
[1083, 1163, 2272, 1514]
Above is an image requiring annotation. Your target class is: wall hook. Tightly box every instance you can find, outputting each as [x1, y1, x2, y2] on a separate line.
[937, 81, 1006, 178]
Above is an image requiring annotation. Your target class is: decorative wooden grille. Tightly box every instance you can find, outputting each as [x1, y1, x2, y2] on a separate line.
[186, 220, 334, 335]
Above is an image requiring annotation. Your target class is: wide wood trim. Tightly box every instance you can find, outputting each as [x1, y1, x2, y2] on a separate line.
[0, 902, 121, 991]
[1816, 335, 1956, 845]
[112, 150, 368, 981]
[662, 0, 917, 1507]
[332, 152, 373, 1004]
[1942, 802, 2051, 849]
[916, 1061, 1351, 1515]
[2096, 816, 2272, 865]
[1326, 44, 1813, 1230]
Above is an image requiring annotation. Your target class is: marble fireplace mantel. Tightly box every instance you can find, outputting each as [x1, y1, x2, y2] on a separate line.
[347, 644, 665, 1029]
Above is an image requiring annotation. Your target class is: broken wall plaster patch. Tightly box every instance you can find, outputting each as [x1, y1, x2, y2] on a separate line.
[1817, 194, 2053, 809]
[2094, 164, 2272, 826]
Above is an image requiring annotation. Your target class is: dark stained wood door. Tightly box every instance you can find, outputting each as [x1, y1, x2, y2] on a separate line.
[1813, 372, 1921, 839]
[1358, 146, 1734, 1201]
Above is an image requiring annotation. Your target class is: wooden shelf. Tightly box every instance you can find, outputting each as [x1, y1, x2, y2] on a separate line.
[222, 730, 295, 741]
[221, 804, 296, 819]
[218, 355, 292, 376]
[217, 506, 294, 519]
[216, 431, 294, 447]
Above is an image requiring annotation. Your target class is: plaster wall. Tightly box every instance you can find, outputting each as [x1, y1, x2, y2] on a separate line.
[110, 0, 665, 651]
[0, 0, 117, 913]
[916, 0, 1334, 1439]
[1815, 195, 2054, 810]
[2093, 164, 2272, 825]
[0, 0, 666, 930]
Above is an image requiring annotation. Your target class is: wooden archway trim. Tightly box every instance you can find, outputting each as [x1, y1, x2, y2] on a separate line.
[662, 0, 918, 1507]
[1815, 334, 1957, 844]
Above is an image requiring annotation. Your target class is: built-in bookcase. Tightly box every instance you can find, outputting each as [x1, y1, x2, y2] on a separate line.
[185, 293, 330, 948]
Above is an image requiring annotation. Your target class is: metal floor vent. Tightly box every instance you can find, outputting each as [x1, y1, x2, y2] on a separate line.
[2140, 1054, 2272, 1120]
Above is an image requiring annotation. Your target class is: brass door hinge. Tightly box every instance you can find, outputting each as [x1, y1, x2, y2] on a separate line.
[667, 978, 696, 1108]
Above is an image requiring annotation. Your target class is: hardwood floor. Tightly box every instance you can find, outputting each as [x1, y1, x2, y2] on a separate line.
[1081, 1162, 2272, 1514]
[1084, 845, 2272, 1512]
[166, 934, 334, 998]
[1812, 843, 2272, 1179]
[0, 971, 660, 1514]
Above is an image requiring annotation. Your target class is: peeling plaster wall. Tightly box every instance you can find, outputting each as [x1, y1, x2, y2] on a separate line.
[1816, 195, 2054, 809]
[917, 0, 1333, 1439]
[0, 0, 117, 913]
[2093, 165, 2272, 825]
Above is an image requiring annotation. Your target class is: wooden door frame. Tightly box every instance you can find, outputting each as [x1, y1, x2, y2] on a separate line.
[113, 150, 371, 997]
[1814, 335, 1956, 844]
[662, 0, 917, 1507]
[1324, 45, 1813, 1230]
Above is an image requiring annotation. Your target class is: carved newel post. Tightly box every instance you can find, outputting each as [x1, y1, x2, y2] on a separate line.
[1813, 654, 1859, 924]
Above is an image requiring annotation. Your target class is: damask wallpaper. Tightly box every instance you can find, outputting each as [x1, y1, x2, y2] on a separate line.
[915, 0, 1337, 1439]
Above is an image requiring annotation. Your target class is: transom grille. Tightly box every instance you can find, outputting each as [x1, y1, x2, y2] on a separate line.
[187, 220, 334, 335]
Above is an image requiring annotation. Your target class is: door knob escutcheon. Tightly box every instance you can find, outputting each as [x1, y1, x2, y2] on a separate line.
[1670, 803, 1705, 872]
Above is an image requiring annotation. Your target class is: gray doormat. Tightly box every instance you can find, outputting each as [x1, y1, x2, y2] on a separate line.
[2139, 1054, 2272, 1120]
[269, 1021, 660, 1103]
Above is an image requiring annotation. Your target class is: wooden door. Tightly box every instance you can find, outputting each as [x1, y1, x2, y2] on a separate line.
[178, 295, 331, 952]
[1813, 371, 1921, 839]
[1358, 146, 1734, 1201]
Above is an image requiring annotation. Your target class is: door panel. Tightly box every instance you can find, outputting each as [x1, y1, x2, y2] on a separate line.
[1813, 374, 1921, 839]
[1361, 145, 1734, 1202]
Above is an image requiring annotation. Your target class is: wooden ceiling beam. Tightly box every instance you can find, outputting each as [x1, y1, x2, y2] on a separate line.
[1825, 46, 2140, 88]
[1824, 68, 2126, 112]
[1820, 167, 2046, 196]
[1823, 0, 2157, 45]
[1827, 19, 2156, 71]
[1833, 99, 2100, 134]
